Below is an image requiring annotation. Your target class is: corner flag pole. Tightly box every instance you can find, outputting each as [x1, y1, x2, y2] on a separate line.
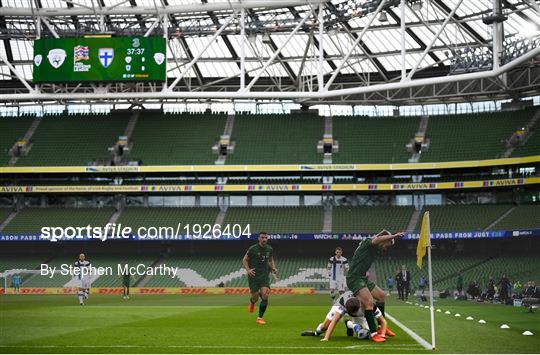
[416, 211, 436, 350]
[427, 224, 436, 350]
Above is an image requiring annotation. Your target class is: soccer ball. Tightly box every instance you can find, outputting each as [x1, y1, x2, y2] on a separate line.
[356, 328, 369, 339]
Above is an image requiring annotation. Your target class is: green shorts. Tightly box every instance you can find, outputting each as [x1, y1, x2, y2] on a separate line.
[248, 276, 270, 293]
[347, 276, 376, 295]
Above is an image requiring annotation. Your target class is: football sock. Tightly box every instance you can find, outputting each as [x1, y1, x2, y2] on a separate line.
[78, 291, 84, 304]
[365, 309, 378, 335]
[316, 323, 324, 335]
[376, 302, 385, 317]
[84, 289, 89, 299]
[258, 299, 268, 318]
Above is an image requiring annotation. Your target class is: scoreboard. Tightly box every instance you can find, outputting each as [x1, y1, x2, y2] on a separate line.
[33, 37, 166, 83]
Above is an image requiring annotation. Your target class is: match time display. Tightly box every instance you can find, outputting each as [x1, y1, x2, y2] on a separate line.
[32, 37, 166, 83]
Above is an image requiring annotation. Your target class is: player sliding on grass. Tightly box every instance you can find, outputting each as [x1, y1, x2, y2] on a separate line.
[346, 230, 404, 343]
[302, 290, 394, 341]
[242, 232, 278, 325]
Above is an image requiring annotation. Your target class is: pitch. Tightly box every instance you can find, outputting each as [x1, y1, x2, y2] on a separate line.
[0, 294, 538, 353]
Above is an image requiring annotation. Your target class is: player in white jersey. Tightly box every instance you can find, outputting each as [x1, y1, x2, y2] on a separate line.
[74, 253, 91, 305]
[301, 291, 395, 341]
[327, 247, 348, 301]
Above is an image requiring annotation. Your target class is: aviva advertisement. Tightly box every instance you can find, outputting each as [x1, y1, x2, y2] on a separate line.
[33, 37, 166, 83]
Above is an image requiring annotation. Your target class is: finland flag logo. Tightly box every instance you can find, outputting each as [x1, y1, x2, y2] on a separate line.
[98, 48, 114, 68]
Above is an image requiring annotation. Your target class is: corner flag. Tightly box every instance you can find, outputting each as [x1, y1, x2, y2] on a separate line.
[416, 211, 430, 269]
[416, 210, 436, 350]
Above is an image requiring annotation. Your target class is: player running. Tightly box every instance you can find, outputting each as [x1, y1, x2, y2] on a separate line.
[242, 232, 277, 325]
[301, 290, 394, 341]
[346, 230, 404, 342]
[74, 253, 91, 305]
[327, 247, 348, 301]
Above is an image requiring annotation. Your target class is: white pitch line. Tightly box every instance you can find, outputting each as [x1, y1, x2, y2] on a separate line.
[0, 344, 422, 350]
[385, 312, 433, 350]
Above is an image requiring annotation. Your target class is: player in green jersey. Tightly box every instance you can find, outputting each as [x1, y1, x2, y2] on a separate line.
[346, 230, 404, 343]
[242, 232, 277, 325]
[120, 266, 135, 299]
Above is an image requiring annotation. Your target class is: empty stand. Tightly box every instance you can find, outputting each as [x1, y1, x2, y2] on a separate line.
[489, 205, 539, 230]
[1, 249, 538, 289]
[224, 207, 324, 233]
[421, 109, 534, 162]
[0, 208, 12, 225]
[332, 116, 419, 163]
[1, 208, 114, 235]
[419, 205, 513, 232]
[332, 206, 414, 232]
[129, 112, 226, 165]
[511, 129, 540, 157]
[90, 255, 160, 287]
[16, 114, 129, 166]
[117, 207, 219, 232]
[456, 256, 540, 289]
[226, 114, 324, 164]
[0, 117, 33, 166]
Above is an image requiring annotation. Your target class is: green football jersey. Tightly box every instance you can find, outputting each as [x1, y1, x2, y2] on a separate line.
[122, 273, 131, 285]
[348, 238, 377, 278]
[246, 243, 273, 276]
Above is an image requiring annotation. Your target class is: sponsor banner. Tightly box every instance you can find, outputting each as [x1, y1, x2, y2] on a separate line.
[0, 177, 538, 194]
[0, 287, 315, 295]
[0, 156, 538, 174]
[1, 230, 539, 242]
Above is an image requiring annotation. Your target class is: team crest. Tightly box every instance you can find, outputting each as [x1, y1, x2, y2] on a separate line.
[47, 49, 66, 69]
[34, 54, 42, 67]
[98, 48, 114, 68]
[154, 52, 165, 65]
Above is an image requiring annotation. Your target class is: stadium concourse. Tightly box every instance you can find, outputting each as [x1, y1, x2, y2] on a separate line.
[1, 0, 540, 353]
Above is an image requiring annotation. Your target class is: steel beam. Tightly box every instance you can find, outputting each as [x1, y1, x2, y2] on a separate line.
[1, 46, 537, 101]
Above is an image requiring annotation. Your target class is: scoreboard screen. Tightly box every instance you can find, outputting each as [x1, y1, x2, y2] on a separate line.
[33, 37, 166, 83]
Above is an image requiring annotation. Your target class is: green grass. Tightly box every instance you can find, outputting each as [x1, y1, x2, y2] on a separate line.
[388, 296, 540, 353]
[0, 294, 538, 353]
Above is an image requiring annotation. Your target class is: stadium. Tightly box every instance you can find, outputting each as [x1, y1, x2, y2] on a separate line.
[0, 0, 539, 353]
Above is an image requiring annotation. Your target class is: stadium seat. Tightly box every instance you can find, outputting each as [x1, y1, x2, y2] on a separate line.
[332, 115, 419, 163]
[223, 207, 324, 233]
[0, 117, 34, 166]
[129, 112, 226, 165]
[117, 207, 219, 232]
[332, 206, 414, 232]
[1, 208, 115, 235]
[16, 113, 129, 166]
[489, 205, 540, 230]
[421, 108, 535, 162]
[226, 113, 324, 164]
[418, 205, 513, 232]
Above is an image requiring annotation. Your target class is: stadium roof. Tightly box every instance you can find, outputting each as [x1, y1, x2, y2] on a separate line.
[0, 0, 539, 106]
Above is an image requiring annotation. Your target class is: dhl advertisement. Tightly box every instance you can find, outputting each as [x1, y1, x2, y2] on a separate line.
[0, 287, 315, 295]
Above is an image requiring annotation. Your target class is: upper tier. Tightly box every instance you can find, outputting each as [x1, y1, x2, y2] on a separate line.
[1, 107, 538, 166]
